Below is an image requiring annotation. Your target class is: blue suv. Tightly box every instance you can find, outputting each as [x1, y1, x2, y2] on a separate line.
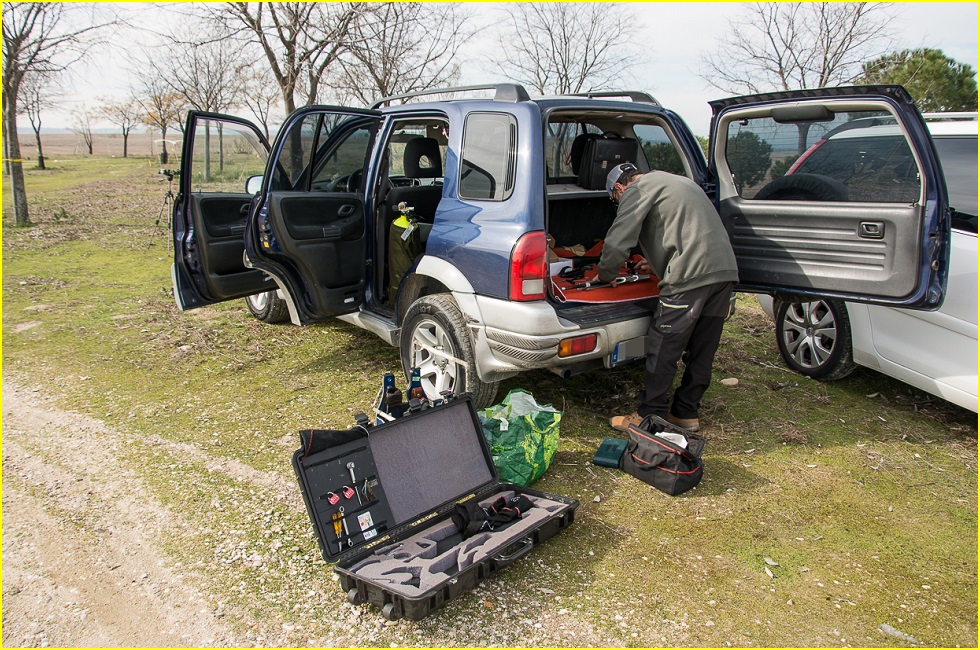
[171, 84, 949, 407]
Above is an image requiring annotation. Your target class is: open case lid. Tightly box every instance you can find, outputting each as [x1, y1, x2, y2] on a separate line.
[292, 397, 498, 562]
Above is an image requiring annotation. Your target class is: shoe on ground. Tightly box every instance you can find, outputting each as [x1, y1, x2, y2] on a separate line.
[667, 414, 700, 432]
[609, 412, 643, 432]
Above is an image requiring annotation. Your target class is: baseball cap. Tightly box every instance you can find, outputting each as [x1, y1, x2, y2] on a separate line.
[606, 162, 638, 197]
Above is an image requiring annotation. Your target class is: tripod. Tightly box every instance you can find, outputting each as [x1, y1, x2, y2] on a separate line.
[156, 172, 176, 226]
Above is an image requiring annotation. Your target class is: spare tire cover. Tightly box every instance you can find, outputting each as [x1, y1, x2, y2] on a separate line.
[754, 173, 849, 202]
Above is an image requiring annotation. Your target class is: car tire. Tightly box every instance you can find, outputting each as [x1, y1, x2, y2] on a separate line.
[400, 293, 499, 408]
[754, 173, 849, 202]
[244, 290, 290, 324]
[774, 299, 857, 380]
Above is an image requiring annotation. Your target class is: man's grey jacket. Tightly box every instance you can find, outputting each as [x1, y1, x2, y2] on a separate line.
[598, 171, 739, 295]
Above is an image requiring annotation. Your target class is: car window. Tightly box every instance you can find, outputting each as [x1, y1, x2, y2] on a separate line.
[932, 135, 978, 234]
[545, 122, 600, 181]
[633, 124, 686, 175]
[310, 123, 373, 190]
[725, 111, 921, 203]
[268, 114, 376, 192]
[189, 118, 267, 193]
[460, 112, 517, 201]
[270, 114, 318, 191]
[384, 120, 448, 180]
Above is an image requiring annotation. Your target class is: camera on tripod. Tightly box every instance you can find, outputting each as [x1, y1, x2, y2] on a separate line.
[156, 169, 180, 226]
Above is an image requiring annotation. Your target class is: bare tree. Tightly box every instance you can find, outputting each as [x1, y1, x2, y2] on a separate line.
[490, 3, 640, 180]
[332, 3, 469, 106]
[492, 3, 640, 95]
[701, 2, 896, 95]
[152, 39, 245, 179]
[159, 40, 243, 115]
[72, 107, 95, 155]
[2, 3, 115, 226]
[97, 96, 142, 158]
[133, 69, 186, 164]
[201, 2, 366, 114]
[2, 111, 9, 176]
[20, 71, 61, 170]
[239, 65, 282, 140]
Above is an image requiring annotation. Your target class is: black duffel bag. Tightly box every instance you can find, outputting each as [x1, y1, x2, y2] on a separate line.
[621, 414, 705, 496]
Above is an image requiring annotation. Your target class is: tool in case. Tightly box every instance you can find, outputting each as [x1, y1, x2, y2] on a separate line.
[292, 397, 579, 621]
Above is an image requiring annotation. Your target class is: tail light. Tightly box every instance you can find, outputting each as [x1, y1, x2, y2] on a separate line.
[509, 231, 548, 301]
[558, 334, 598, 357]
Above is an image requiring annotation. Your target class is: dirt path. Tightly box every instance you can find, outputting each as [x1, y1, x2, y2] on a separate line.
[1, 377, 614, 648]
[1, 379, 242, 647]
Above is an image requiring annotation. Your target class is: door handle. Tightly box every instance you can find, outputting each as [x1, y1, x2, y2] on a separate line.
[858, 221, 885, 239]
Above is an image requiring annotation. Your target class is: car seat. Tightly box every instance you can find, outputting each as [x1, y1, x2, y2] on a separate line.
[384, 137, 444, 304]
[386, 137, 443, 227]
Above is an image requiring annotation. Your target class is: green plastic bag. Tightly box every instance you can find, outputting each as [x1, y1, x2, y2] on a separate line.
[478, 389, 561, 487]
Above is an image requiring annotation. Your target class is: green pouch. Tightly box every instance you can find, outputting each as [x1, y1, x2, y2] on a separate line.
[478, 389, 561, 487]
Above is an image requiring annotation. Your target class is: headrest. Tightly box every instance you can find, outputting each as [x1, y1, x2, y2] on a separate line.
[404, 137, 443, 178]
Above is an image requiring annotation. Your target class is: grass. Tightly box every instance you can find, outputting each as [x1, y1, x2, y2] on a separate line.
[2, 157, 977, 646]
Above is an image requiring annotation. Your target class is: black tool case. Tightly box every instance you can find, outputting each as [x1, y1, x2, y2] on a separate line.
[577, 136, 639, 189]
[291, 397, 579, 621]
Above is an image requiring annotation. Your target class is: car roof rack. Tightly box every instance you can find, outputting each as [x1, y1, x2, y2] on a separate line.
[565, 90, 661, 107]
[922, 112, 978, 121]
[371, 83, 531, 109]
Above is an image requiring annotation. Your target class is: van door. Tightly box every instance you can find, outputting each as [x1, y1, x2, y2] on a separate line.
[244, 107, 382, 324]
[171, 112, 271, 310]
[708, 85, 949, 309]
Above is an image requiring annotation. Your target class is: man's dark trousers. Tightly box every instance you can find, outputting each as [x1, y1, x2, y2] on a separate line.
[638, 281, 735, 420]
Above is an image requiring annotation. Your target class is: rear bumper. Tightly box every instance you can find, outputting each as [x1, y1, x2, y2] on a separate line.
[460, 293, 652, 382]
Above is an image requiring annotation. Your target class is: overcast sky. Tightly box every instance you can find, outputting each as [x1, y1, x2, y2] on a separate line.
[45, 1, 979, 136]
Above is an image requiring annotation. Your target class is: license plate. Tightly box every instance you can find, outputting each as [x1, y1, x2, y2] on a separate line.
[611, 336, 645, 366]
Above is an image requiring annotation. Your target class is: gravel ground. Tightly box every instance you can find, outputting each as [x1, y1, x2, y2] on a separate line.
[2, 379, 243, 647]
[1, 377, 621, 647]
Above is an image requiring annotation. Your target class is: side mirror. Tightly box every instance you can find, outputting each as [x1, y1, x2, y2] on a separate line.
[245, 175, 263, 194]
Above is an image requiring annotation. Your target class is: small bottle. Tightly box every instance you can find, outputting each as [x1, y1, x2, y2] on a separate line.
[408, 367, 424, 401]
[377, 372, 400, 423]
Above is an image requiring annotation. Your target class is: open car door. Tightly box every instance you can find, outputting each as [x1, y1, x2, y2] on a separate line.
[243, 106, 382, 324]
[171, 112, 271, 310]
[709, 85, 949, 309]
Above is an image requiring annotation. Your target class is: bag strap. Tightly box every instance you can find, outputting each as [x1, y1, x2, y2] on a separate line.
[639, 413, 687, 435]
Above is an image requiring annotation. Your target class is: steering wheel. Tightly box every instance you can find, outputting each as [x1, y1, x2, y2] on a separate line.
[386, 175, 413, 189]
[342, 169, 363, 193]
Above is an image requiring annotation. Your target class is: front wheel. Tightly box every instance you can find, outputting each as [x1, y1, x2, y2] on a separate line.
[400, 294, 499, 408]
[774, 299, 856, 380]
[245, 290, 290, 324]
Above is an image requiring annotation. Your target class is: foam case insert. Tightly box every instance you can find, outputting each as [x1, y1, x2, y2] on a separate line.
[292, 397, 578, 620]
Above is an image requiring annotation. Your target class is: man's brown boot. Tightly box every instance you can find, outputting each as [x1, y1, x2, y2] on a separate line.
[667, 414, 700, 432]
[609, 412, 643, 432]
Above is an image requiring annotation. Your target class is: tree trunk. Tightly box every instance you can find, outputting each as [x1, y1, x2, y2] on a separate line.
[3, 93, 32, 226]
[2, 112, 10, 176]
[122, 130, 129, 158]
[282, 84, 296, 118]
[204, 122, 212, 182]
[33, 125, 45, 170]
[218, 123, 224, 173]
[796, 123, 812, 157]
[160, 126, 169, 165]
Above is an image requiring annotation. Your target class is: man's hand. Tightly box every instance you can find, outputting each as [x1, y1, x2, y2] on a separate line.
[632, 258, 652, 275]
